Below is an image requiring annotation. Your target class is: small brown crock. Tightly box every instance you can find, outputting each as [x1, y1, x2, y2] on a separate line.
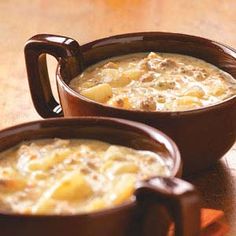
[24, 32, 236, 174]
[0, 117, 200, 236]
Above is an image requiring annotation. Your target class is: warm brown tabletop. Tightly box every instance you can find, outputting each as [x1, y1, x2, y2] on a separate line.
[0, 0, 236, 234]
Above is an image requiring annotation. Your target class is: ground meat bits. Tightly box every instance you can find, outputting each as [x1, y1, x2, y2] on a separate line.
[140, 97, 156, 111]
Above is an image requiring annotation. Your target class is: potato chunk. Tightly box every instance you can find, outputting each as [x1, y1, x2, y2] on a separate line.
[101, 68, 131, 87]
[32, 198, 55, 214]
[174, 96, 202, 110]
[110, 75, 131, 87]
[184, 86, 205, 98]
[108, 174, 136, 205]
[210, 82, 226, 96]
[86, 198, 106, 212]
[104, 145, 133, 161]
[80, 83, 113, 102]
[122, 69, 142, 81]
[51, 172, 93, 201]
[33, 173, 93, 213]
[112, 163, 139, 175]
[104, 146, 123, 160]
[26, 149, 71, 171]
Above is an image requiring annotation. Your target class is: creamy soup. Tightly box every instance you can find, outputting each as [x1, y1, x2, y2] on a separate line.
[0, 139, 170, 215]
[70, 52, 236, 111]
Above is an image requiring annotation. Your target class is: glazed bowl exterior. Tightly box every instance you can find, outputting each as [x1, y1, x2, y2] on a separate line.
[25, 32, 236, 174]
[0, 117, 199, 236]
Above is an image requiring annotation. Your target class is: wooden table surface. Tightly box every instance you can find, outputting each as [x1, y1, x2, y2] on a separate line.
[0, 0, 236, 234]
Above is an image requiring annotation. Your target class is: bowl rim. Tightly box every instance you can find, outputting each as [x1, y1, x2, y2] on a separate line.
[0, 116, 181, 218]
[56, 31, 236, 117]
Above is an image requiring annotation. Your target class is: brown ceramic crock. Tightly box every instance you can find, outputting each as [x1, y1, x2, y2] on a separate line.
[24, 32, 236, 175]
[0, 117, 200, 236]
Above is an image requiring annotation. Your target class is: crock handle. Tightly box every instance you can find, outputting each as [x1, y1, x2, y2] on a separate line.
[24, 34, 83, 118]
[135, 177, 200, 236]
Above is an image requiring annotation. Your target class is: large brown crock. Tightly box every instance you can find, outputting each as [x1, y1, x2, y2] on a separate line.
[24, 32, 236, 174]
[0, 117, 200, 236]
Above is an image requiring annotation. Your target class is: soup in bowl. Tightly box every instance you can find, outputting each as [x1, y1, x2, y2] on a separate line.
[25, 32, 236, 174]
[70, 52, 236, 112]
[0, 138, 170, 215]
[0, 117, 199, 236]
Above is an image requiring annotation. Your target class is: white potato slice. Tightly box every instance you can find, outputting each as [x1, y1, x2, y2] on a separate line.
[210, 82, 226, 96]
[122, 69, 142, 81]
[101, 68, 131, 87]
[51, 172, 93, 201]
[33, 171, 93, 213]
[104, 146, 128, 161]
[184, 86, 205, 98]
[32, 198, 55, 214]
[111, 75, 131, 87]
[27, 149, 71, 171]
[85, 198, 106, 212]
[174, 96, 202, 110]
[80, 83, 112, 102]
[104, 145, 138, 162]
[100, 160, 114, 172]
[107, 174, 136, 205]
[111, 162, 139, 175]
